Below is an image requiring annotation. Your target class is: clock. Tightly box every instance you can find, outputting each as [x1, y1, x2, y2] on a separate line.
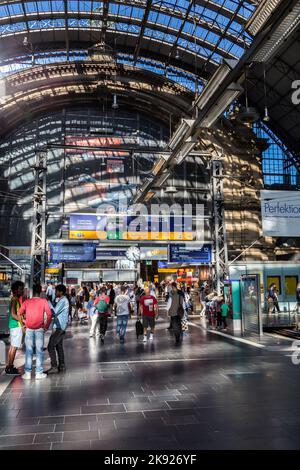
[126, 246, 140, 262]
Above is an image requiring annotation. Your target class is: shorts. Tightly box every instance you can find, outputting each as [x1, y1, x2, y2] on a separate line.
[143, 316, 155, 329]
[10, 327, 23, 348]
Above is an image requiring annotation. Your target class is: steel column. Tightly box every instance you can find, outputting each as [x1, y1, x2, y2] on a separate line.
[29, 151, 47, 291]
[212, 159, 229, 294]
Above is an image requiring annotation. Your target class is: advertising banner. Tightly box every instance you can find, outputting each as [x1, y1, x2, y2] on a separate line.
[261, 190, 300, 237]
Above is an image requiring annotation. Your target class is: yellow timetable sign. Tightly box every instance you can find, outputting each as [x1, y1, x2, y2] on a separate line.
[158, 268, 178, 273]
[45, 268, 60, 274]
[70, 230, 193, 241]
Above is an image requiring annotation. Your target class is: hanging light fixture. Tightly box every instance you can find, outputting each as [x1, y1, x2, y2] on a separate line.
[175, 48, 180, 60]
[236, 66, 259, 124]
[112, 94, 119, 110]
[262, 64, 270, 122]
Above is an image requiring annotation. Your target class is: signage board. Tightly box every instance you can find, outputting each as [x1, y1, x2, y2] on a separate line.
[261, 190, 300, 237]
[169, 244, 212, 264]
[49, 243, 96, 263]
[69, 214, 193, 241]
[96, 248, 127, 260]
[140, 246, 168, 260]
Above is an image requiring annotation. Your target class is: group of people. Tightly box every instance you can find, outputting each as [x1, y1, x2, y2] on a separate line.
[5, 277, 198, 378]
[5, 281, 69, 379]
[66, 282, 159, 344]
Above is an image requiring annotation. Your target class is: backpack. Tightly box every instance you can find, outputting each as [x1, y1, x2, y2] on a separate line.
[135, 319, 144, 338]
[96, 296, 109, 314]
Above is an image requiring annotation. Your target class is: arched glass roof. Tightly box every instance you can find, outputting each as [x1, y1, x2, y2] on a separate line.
[0, 0, 257, 89]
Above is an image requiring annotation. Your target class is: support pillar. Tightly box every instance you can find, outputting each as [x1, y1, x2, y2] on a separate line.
[29, 151, 47, 291]
[212, 159, 229, 294]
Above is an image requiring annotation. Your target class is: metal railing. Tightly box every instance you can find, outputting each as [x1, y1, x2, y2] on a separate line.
[262, 301, 299, 327]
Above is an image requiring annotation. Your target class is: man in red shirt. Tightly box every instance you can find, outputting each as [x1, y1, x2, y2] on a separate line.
[139, 287, 158, 342]
[18, 284, 52, 380]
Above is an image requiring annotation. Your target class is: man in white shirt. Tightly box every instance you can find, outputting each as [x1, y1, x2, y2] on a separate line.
[114, 285, 131, 343]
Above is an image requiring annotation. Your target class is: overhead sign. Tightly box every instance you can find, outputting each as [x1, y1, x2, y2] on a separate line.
[140, 247, 168, 260]
[96, 248, 127, 260]
[169, 244, 212, 264]
[261, 190, 300, 237]
[69, 214, 193, 241]
[49, 243, 96, 263]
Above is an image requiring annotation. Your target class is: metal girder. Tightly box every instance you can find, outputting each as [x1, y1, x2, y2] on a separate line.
[211, 159, 228, 294]
[0, 0, 251, 26]
[29, 151, 47, 291]
[133, 0, 152, 64]
[164, 0, 194, 70]
[0, 13, 239, 62]
[63, 0, 70, 60]
[199, 0, 245, 77]
[0, 10, 250, 51]
[100, 0, 110, 43]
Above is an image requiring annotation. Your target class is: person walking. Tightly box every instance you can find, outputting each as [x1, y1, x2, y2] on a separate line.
[18, 284, 52, 380]
[267, 283, 280, 315]
[46, 284, 69, 375]
[108, 284, 116, 315]
[5, 281, 24, 375]
[114, 285, 131, 343]
[139, 287, 158, 342]
[167, 282, 185, 344]
[220, 299, 229, 330]
[94, 287, 110, 344]
[88, 293, 99, 337]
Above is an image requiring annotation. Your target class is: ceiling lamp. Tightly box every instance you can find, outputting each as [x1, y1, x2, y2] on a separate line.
[165, 186, 178, 194]
[175, 48, 180, 60]
[236, 66, 259, 124]
[236, 106, 260, 124]
[262, 64, 270, 122]
[112, 94, 119, 110]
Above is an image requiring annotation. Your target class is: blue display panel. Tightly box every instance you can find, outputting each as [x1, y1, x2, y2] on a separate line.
[49, 243, 96, 262]
[169, 244, 212, 264]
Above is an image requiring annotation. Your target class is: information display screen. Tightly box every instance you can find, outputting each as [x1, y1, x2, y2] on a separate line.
[49, 243, 96, 262]
[169, 244, 212, 264]
[69, 214, 193, 241]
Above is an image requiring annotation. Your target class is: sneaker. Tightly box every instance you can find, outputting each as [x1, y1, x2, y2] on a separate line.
[143, 335, 147, 343]
[58, 365, 66, 373]
[5, 366, 21, 375]
[149, 333, 154, 341]
[22, 372, 31, 380]
[45, 367, 59, 375]
[36, 373, 47, 380]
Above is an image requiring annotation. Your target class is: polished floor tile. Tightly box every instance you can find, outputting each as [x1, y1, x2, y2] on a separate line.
[0, 313, 299, 449]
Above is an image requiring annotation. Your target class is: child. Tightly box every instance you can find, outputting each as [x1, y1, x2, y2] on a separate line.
[77, 296, 88, 325]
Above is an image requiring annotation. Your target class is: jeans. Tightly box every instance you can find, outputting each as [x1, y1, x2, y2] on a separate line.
[48, 329, 65, 368]
[25, 328, 45, 374]
[116, 315, 128, 338]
